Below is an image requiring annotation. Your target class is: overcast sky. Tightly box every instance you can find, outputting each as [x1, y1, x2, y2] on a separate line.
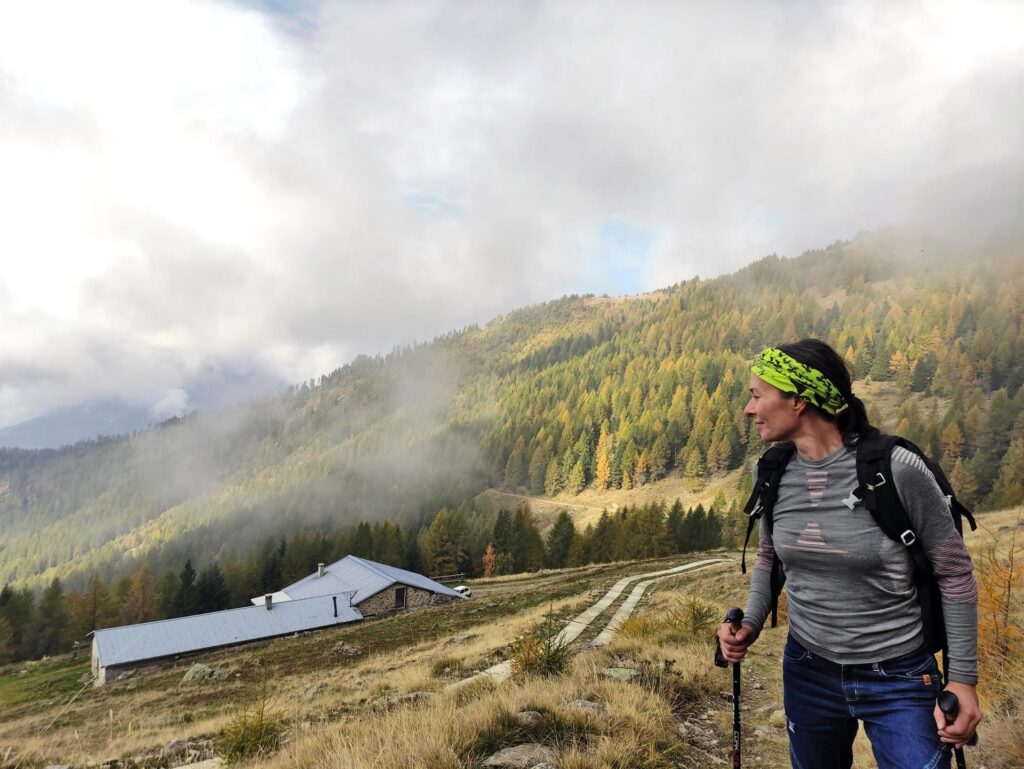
[1, 1, 1022, 430]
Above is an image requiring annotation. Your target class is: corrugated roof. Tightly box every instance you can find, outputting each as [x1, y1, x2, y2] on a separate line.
[279, 555, 463, 604]
[94, 594, 362, 668]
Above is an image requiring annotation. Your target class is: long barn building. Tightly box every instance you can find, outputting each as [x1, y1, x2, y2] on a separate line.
[92, 556, 463, 685]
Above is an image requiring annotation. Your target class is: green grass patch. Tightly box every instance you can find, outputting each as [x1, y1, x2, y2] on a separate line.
[0, 655, 90, 709]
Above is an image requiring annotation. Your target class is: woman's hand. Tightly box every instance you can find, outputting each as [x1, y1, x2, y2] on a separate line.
[716, 621, 756, 663]
[933, 681, 982, 748]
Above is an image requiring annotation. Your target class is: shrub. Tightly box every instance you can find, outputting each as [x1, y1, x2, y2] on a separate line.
[216, 688, 286, 764]
[617, 613, 661, 640]
[510, 615, 571, 679]
[668, 594, 719, 639]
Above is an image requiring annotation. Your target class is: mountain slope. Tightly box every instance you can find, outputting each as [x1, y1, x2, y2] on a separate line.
[2, 228, 1022, 588]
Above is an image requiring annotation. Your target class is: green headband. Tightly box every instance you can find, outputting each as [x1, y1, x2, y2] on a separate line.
[751, 347, 847, 416]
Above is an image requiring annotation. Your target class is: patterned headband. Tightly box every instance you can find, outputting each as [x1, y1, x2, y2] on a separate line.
[751, 347, 847, 416]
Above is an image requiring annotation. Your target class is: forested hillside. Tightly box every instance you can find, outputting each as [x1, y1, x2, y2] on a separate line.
[1, 229, 1022, 596]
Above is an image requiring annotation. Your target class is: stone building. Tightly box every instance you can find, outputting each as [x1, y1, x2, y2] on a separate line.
[92, 557, 463, 685]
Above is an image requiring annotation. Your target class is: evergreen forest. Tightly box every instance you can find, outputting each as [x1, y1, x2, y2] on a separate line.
[2, 228, 1023, 660]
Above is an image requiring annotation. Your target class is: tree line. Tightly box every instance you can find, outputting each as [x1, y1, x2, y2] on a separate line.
[1, 234, 1022, 593]
[0, 498, 733, 663]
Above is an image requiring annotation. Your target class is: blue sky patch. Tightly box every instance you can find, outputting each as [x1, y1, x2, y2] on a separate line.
[572, 219, 654, 297]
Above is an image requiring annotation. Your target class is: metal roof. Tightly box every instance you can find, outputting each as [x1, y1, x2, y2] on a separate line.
[93, 594, 362, 669]
[278, 555, 463, 604]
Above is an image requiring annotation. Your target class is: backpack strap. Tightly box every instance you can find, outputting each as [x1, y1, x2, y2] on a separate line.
[741, 443, 795, 573]
[741, 443, 795, 628]
[854, 432, 958, 655]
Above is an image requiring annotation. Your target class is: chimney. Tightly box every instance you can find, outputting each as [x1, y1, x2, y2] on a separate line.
[318, 563, 325, 577]
[265, 594, 273, 611]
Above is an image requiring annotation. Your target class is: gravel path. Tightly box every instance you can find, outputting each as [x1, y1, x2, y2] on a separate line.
[449, 557, 730, 688]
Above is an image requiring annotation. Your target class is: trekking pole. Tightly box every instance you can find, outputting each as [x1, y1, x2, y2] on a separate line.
[714, 607, 744, 769]
[937, 690, 978, 769]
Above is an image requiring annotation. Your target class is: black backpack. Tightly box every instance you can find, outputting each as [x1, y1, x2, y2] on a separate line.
[740, 432, 976, 668]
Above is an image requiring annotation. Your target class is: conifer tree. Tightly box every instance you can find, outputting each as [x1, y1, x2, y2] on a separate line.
[666, 499, 685, 553]
[648, 433, 671, 480]
[567, 525, 591, 566]
[683, 445, 706, 487]
[196, 563, 231, 614]
[567, 458, 587, 495]
[495, 552, 515, 575]
[80, 574, 118, 634]
[940, 421, 965, 466]
[989, 435, 1024, 509]
[492, 509, 513, 554]
[122, 564, 159, 625]
[511, 505, 545, 571]
[590, 512, 615, 563]
[545, 511, 575, 568]
[156, 570, 178, 619]
[174, 560, 200, 617]
[350, 522, 373, 558]
[594, 424, 614, 490]
[421, 507, 470, 576]
[619, 440, 638, 490]
[633, 451, 649, 488]
[528, 442, 552, 494]
[29, 578, 70, 657]
[544, 455, 563, 496]
[0, 616, 13, 665]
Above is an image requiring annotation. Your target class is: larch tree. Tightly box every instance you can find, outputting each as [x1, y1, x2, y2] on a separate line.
[122, 564, 159, 625]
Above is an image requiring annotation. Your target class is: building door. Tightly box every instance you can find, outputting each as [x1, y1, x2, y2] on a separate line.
[395, 586, 406, 609]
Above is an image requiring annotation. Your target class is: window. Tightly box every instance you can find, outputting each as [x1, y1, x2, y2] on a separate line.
[395, 586, 406, 609]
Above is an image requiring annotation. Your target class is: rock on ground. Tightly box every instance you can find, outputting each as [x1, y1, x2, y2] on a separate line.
[769, 709, 788, 729]
[331, 641, 363, 656]
[160, 738, 190, 759]
[514, 710, 545, 727]
[181, 663, 230, 682]
[481, 743, 557, 768]
[562, 699, 606, 715]
[600, 667, 640, 682]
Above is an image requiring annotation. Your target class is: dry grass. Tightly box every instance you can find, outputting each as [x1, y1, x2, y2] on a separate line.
[269, 649, 691, 769]
[265, 579, 729, 769]
[6, 508, 1020, 769]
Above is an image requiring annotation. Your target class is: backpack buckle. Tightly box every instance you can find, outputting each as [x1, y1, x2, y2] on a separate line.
[748, 501, 764, 520]
[945, 494, 954, 508]
[900, 530, 917, 546]
[866, 472, 887, 491]
[842, 489, 862, 510]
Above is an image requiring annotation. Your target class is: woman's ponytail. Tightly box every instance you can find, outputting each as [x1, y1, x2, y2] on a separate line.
[777, 339, 879, 447]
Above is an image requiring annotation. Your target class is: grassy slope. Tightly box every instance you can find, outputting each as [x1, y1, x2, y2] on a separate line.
[2, 508, 1020, 769]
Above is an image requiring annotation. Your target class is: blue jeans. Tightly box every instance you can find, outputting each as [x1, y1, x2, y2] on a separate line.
[782, 635, 950, 769]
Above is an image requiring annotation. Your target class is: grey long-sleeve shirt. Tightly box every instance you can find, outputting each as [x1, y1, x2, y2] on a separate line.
[742, 443, 979, 684]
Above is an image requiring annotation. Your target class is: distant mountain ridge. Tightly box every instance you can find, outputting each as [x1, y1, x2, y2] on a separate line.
[0, 401, 153, 450]
[0, 364, 289, 450]
[2, 228, 1022, 590]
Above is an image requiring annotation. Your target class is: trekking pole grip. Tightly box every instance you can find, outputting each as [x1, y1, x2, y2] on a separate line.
[936, 691, 979, 747]
[714, 607, 745, 668]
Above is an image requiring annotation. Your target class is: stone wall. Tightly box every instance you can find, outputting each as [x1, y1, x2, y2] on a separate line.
[357, 585, 433, 616]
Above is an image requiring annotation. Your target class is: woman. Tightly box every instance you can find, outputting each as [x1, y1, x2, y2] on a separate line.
[718, 339, 981, 769]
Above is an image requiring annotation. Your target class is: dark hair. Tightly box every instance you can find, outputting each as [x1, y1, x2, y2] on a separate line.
[777, 338, 878, 446]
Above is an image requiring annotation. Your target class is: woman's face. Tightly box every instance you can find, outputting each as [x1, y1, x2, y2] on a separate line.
[744, 374, 802, 443]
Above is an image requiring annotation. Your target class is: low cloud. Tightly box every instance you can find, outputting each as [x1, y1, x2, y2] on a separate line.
[0, 0, 1021, 428]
